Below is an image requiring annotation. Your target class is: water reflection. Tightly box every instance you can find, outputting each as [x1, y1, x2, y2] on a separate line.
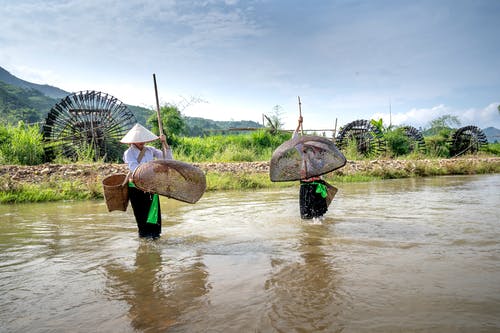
[104, 241, 209, 331]
[264, 221, 345, 332]
[1, 175, 499, 332]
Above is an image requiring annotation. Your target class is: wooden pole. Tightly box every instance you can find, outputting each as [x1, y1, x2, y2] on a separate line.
[153, 73, 167, 157]
[298, 96, 303, 135]
[333, 118, 338, 142]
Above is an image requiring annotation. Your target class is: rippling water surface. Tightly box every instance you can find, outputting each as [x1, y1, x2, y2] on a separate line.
[1, 174, 499, 332]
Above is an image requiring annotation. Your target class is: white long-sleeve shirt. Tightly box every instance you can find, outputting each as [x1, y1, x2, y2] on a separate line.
[123, 144, 173, 173]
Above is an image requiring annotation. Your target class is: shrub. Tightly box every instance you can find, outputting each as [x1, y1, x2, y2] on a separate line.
[0, 122, 44, 165]
[384, 128, 411, 157]
[424, 135, 450, 158]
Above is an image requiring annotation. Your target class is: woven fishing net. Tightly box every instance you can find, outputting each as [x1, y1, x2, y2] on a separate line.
[133, 160, 206, 204]
[270, 135, 346, 182]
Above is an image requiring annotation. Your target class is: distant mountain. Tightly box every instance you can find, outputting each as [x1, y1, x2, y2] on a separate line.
[0, 81, 58, 123]
[0, 66, 69, 99]
[0, 66, 263, 134]
[184, 116, 262, 136]
[483, 127, 500, 143]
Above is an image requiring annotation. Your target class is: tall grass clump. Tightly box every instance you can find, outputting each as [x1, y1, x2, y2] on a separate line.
[424, 135, 450, 158]
[0, 122, 44, 165]
[174, 130, 290, 162]
[342, 138, 366, 161]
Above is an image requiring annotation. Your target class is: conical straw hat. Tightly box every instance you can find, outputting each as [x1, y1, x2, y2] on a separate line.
[120, 123, 159, 144]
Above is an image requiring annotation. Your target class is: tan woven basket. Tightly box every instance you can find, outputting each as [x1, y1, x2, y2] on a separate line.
[102, 173, 129, 212]
[133, 160, 206, 204]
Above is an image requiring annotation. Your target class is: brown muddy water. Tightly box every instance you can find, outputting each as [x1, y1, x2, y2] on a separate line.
[0, 174, 499, 333]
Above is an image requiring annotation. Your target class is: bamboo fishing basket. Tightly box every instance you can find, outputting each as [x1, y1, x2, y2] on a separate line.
[102, 173, 129, 212]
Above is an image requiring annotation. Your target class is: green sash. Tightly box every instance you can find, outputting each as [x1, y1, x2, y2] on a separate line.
[301, 181, 328, 198]
[129, 182, 159, 224]
[147, 194, 159, 224]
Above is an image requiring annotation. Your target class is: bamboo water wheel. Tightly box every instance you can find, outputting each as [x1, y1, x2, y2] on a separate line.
[42, 90, 136, 161]
[449, 125, 488, 157]
[401, 125, 426, 153]
[335, 119, 386, 156]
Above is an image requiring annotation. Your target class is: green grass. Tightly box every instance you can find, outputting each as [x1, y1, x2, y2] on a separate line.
[0, 178, 102, 204]
[173, 130, 289, 162]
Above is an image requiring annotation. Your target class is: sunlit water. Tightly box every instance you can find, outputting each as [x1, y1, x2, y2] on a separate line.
[0, 174, 499, 332]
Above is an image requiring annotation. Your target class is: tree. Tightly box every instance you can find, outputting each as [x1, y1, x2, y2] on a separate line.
[370, 118, 386, 133]
[264, 105, 284, 134]
[9, 107, 41, 124]
[147, 104, 186, 144]
[422, 115, 461, 158]
[426, 114, 461, 136]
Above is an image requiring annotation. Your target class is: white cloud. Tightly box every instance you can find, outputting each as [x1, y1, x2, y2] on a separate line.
[1, 0, 499, 133]
[372, 103, 500, 130]
[7, 65, 60, 86]
[460, 103, 500, 129]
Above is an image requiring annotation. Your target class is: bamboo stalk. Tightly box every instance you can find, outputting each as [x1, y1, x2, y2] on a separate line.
[298, 96, 303, 135]
[153, 73, 167, 157]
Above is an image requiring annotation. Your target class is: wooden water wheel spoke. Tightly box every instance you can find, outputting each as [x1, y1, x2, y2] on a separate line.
[43, 90, 136, 162]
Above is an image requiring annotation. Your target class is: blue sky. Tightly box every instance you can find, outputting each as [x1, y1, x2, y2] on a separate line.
[1, 0, 499, 132]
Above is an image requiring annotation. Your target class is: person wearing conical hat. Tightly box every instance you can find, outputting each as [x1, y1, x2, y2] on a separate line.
[121, 123, 173, 239]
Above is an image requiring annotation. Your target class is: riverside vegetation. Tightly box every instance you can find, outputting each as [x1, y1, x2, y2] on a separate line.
[0, 118, 499, 204]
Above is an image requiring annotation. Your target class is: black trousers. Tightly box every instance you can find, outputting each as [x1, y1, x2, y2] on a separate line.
[299, 180, 328, 219]
[128, 186, 162, 238]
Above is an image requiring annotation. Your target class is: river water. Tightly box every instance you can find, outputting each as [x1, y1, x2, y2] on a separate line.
[0, 174, 499, 332]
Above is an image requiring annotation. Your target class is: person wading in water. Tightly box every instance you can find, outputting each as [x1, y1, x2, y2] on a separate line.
[121, 123, 173, 239]
[293, 116, 329, 219]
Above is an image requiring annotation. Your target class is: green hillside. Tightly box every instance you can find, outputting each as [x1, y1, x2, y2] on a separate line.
[0, 81, 57, 123]
[0, 66, 68, 99]
[184, 116, 262, 136]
